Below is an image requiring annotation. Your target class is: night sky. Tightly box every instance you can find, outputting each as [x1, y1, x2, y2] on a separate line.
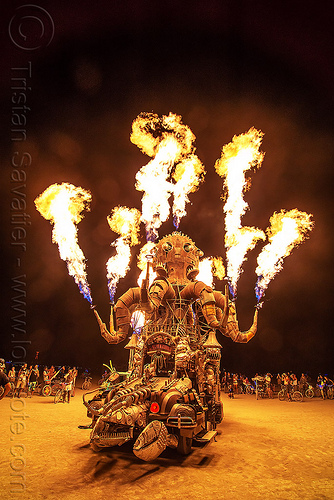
[1, 1, 334, 378]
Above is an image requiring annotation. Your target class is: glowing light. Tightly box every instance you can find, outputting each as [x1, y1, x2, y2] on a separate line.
[130, 310, 146, 333]
[106, 206, 141, 302]
[34, 183, 92, 303]
[150, 402, 160, 413]
[215, 128, 266, 297]
[131, 112, 205, 241]
[255, 209, 314, 302]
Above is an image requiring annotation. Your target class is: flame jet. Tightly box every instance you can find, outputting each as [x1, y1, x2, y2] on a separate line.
[197, 256, 226, 288]
[34, 183, 93, 303]
[137, 242, 157, 288]
[105, 206, 141, 303]
[131, 112, 205, 241]
[215, 127, 266, 298]
[255, 209, 314, 303]
[94, 206, 141, 342]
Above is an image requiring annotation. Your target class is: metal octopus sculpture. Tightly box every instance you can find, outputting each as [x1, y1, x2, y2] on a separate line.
[84, 231, 258, 461]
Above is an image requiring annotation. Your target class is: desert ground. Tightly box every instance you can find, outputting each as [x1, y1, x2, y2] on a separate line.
[0, 386, 333, 500]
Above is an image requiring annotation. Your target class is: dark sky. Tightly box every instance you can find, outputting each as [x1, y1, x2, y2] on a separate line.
[1, 1, 334, 377]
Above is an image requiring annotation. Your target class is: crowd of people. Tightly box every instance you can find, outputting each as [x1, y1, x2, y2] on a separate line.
[221, 370, 334, 399]
[0, 359, 80, 402]
[1, 358, 333, 403]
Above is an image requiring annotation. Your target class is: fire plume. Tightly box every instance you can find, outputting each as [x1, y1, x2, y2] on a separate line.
[212, 257, 226, 281]
[197, 256, 226, 287]
[255, 209, 314, 302]
[215, 127, 266, 297]
[106, 206, 141, 302]
[197, 258, 214, 287]
[131, 112, 205, 241]
[34, 183, 93, 303]
[137, 241, 157, 286]
[137, 242, 157, 287]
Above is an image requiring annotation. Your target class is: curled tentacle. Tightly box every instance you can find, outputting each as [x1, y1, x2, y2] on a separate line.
[181, 281, 224, 328]
[147, 278, 176, 310]
[223, 302, 258, 343]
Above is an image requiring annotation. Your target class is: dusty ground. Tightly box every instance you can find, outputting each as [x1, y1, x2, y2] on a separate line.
[0, 387, 333, 500]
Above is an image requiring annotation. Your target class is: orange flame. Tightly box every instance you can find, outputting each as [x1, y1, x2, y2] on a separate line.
[212, 257, 226, 281]
[197, 256, 226, 287]
[131, 112, 205, 240]
[34, 183, 92, 303]
[255, 209, 314, 301]
[215, 127, 266, 296]
[106, 206, 141, 301]
[197, 258, 214, 287]
[137, 242, 157, 287]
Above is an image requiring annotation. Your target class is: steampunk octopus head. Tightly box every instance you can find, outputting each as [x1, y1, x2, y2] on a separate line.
[153, 232, 204, 284]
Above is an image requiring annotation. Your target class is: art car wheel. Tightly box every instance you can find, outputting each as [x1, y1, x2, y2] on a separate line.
[133, 420, 168, 461]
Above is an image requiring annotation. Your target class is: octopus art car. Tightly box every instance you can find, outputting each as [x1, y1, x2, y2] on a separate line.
[83, 232, 257, 461]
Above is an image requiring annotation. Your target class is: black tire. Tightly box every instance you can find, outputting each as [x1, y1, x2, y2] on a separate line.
[278, 390, 285, 401]
[82, 380, 92, 390]
[51, 383, 61, 395]
[292, 391, 303, 402]
[54, 390, 63, 404]
[42, 385, 52, 397]
[7, 383, 15, 397]
[327, 388, 334, 400]
[177, 436, 193, 455]
[305, 388, 314, 399]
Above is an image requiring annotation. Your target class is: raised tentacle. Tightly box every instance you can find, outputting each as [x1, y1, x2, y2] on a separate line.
[93, 287, 141, 344]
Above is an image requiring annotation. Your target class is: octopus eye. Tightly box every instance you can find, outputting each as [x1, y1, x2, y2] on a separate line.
[183, 243, 193, 252]
[162, 242, 172, 252]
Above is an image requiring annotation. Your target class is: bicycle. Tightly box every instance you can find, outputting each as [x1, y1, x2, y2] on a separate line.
[304, 384, 314, 399]
[327, 385, 334, 399]
[54, 384, 67, 403]
[278, 387, 303, 402]
[82, 376, 92, 390]
[243, 383, 256, 395]
[0, 383, 15, 398]
[41, 379, 63, 396]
